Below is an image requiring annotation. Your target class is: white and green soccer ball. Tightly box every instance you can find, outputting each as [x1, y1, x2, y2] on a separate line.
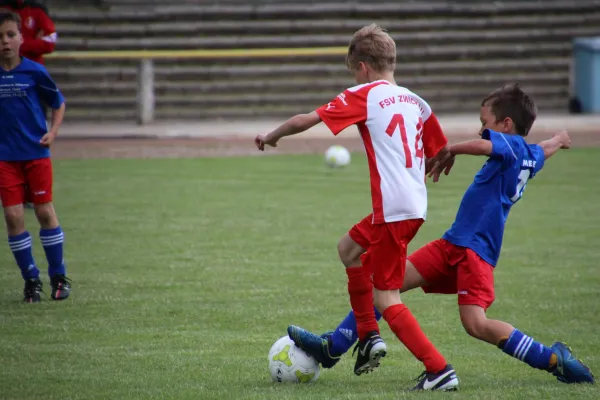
[324, 145, 351, 168]
[268, 335, 321, 383]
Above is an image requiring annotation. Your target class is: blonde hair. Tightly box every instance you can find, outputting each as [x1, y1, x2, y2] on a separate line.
[345, 24, 396, 73]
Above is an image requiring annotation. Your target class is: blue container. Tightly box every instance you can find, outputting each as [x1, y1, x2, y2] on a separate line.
[573, 37, 600, 113]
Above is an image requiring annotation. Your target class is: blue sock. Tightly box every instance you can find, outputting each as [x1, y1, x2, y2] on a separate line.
[330, 307, 382, 356]
[9, 231, 40, 280]
[39, 226, 66, 277]
[501, 328, 555, 370]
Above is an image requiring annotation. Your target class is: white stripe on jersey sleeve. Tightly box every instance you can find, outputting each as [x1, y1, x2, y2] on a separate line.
[42, 32, 58, 43]
[499, 132, 518, 160]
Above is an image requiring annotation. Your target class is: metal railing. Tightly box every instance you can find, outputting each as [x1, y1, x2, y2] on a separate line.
[47, 47, 347, 124]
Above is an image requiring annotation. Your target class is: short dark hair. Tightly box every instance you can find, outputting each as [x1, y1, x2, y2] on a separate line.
[481, 83, 537, 136]
[0, 10, 21, 30]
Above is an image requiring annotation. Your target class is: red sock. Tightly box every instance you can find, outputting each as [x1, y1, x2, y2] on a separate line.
[346, 267, 378, 340]
[383, 304, 447, 373]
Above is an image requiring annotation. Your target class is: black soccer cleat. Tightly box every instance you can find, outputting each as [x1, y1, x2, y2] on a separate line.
[50, 274, 71, 301]
[352, 331, 387, 376]
[23, 278, 43, 303]
[411, 364, 459, 391]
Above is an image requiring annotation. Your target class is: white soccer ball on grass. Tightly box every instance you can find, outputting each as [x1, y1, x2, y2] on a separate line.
[268, 335, 321, 383]
[324, 145, 351, 168]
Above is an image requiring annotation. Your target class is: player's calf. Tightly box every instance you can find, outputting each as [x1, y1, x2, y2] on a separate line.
[459, 305, 593, 383]
[33, 202, 59, 230]
[460, 306, 554, 368]
[33, 202, 70, 299]
[4, 205, 42, 298]
[459, 305, 514, 344]
[498, 329, 592, 382]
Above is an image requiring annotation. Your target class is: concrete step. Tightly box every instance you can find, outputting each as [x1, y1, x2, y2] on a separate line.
[54, 31, 577, 54]
[61, 83, 568, 110]
[56, 71, 568, 97]
[54, 26, 594, 50]
[48, 56, 571, 88]
[53, 1, 600, 23]
[48, 57, 570, 78]
[47, 55, 571, 73]
[152, 97, 569, 120]
[155, 73, 568, 94]
[151, 56, 571, 73]
[55, 12, 600, 37]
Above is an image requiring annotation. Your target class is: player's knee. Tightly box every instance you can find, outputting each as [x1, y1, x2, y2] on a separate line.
[33, 202, 59, 229]
[3, 206, 26, 235]
[460, 312, 486, 339]
[337, 234, 364, 268]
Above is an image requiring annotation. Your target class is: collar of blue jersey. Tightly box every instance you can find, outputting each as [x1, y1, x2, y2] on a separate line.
[481, 128, 495, 140]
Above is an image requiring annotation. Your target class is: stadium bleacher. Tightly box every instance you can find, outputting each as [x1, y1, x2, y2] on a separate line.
[46, 0, 600, 121]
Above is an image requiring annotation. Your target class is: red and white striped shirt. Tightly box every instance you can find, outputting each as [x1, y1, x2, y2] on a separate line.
[316, 81, 447, 224]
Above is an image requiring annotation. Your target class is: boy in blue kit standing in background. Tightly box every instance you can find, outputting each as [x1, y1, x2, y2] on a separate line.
[0, 10, 70, 302]
[288, 84, 594, 388]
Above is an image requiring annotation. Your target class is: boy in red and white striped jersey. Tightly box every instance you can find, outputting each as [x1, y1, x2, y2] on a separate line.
[255, 24, 458, 391]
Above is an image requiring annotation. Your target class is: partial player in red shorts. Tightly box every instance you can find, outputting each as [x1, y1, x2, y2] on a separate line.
[286, 84, 594, 386]
[0, 10, 71, 303]
[408, 239, 495, 309]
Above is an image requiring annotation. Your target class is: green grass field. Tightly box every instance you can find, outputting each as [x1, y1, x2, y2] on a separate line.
[1, 149, 599, 400]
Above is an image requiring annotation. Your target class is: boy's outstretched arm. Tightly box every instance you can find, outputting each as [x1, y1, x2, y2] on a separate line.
[538, 130, 571, 160]
[449, 139, 493, 156]
[255, 112, 322, 151]
[428, 139, 491, 180]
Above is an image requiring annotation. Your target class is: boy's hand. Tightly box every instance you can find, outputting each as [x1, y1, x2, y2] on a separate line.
[554, 130, 571, 149]
[427, 145, 455, 182]
[40, 132, 57, 147]
[254, 134, 279, 151]
[429, 155, 455, 182]
[540, 130, 570, 160]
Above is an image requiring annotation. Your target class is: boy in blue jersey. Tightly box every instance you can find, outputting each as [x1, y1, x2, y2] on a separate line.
[0, 10, 70, 303]
[288, 84, 594, 388]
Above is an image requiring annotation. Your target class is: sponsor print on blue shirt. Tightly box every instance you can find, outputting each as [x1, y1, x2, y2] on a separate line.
[0, 57, 65, 161]
[442, 129, 546, 267]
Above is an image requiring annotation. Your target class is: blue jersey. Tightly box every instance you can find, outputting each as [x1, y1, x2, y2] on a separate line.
[0, 57, 65, 161]
[442, 129, 546, 266]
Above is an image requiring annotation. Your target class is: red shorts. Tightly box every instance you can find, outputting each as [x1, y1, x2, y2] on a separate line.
[358, 217, 423, 291]
[348, 213, 373, 250]
[0, 158, 53, 207]
[408, 238, 496, 310]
